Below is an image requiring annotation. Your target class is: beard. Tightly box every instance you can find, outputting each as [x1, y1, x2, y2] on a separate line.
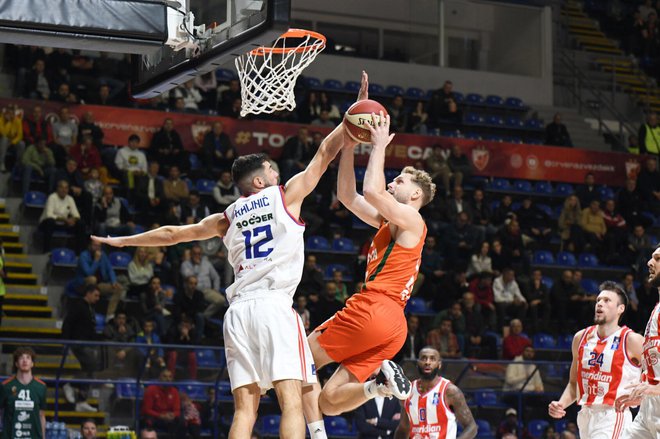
[650, 270, 660, 289]
[594, 315, 606, 325]
[417, 365, 440, 380]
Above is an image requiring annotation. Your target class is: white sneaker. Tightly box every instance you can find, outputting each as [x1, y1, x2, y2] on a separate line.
[377, 360, 412, 400]
[75, 401, 98, 412]
[63, 383, 75, 404]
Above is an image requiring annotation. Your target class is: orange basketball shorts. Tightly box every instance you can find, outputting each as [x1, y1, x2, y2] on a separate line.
[315, 292, 407, 382]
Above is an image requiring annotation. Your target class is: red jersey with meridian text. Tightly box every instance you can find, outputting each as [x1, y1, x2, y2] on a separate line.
[362, 221, 426, 306]
[404, 377, 457, 439]
[576, 325, 640, 406]
[642, 302, 660, 385]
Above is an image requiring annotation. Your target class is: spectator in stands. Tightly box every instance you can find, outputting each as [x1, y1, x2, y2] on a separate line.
[640, 0, 657, 20]
[180, 245, 226, 318]
[22, 138, 56, 195]
[50, 106, 78, 167]
[558, 194, 583, 252]
[526, 269, 551, 333]
[637, 156, 660, 213]
[69, 134, 102, 177]
[405, 100, 429, 135]
[279, 127, 313, 181]
[426, 317, 461, 358]
[163, 165, 189, 204]
[445, 186, 474, 225]
[331, 269, 349, 303]
[140, 276, 171, 335]
[621, 272, 641, 328]
[61, 284, 102, 413]
[575, 173, 599, 207]
[223, 97, 243, 119]
[354, 374, 401, 439]
[173, 275, 206, 343]
[180, 393, 202, 439]
[46, 47, 70, 85]
[135, 161, 166, 226]
[172, 80, 203, 112]
[489, 239, 510, 276]
[51, 82, 78, 104]
[83, 168, 104, 208]
[149, 118, 185, 172]
[445, 211, 480, 268]
[136, 318, 166, 378]
[295, 295, 311, 334]
[517, 196, 553, 244]
[95, 185, 135, 237]
[395, 314, 425, 362]
[502, 319, 532, 361]
[447, 144, 471, 188]
[544, 113, 573, 147]
[165, 314, 198, 380]
[471, 189, 497, 238]
[466, 241, 492, 278]
[387, 94, 408, 133]
[311, 109, 336, 128]
[310, 281, 344, 329]
[580, 199, 606, 256]
[80, 419, 98, 439]
[212, 169, 240, 211]
[141, 368, 185, 437]
[617, 178, 647, 227]
[38, 179, 85, 252]
[462, 291, 496, 359]
[202, 121, 236, 176]
[128, 247, 154, 297]
[602, 198, 628, 263]
[22, 105, 52, 148]
[493, 268, 527, 327]
[318, 92, 340, 121]
[73, 239, 125, 319]
[492, 194, 516, 228]
[0, 104, 25, 172]
[115, 134, 148, 189]
[436, 269, 471, 309]
[418, 235, 445, 300]
[220, 79, 241, 112]
[427, 80, 460, 128]
[550, 270, 579, 330]
[194, 71, 217, 111]
[78, 111, 104, 148]
[638, 112, 660, 156]
[24, 58, 52, 100]
[503, 346, 544, 393]
[297, 254, 325, 297]
[88, 84, 114, 106]
[424, 144, 452, 194]
[181, 191, 210, 224]
[103, 311, 136, 370]
[433, 301, 466, 341]
[496, 408, 520, 439]
[469, 271, 497, 329]
[627, 134, 640, 154]
[626, 224, 654, 270]
[140, 428, 158, 439]
[498, 219, 525, 271]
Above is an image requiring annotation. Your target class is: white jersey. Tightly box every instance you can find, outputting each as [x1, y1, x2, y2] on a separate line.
[576, 325, 640, 407]
[404, 377, 457, 439]
[642, 303, 660, 385]
[223, 185, 304, 304]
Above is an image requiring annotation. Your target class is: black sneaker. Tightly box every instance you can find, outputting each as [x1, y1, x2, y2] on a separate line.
[377, 360, 411, 400]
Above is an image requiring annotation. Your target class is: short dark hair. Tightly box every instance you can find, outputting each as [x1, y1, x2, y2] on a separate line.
[84, 284, 100, 296]
[231, 153, 268, 192]
[81, 419, 96, 431]
[599, 280, 628, 307]
[128, 134, 141, 143]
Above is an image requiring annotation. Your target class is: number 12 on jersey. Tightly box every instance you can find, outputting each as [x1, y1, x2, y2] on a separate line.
[242, 225, 274, 259]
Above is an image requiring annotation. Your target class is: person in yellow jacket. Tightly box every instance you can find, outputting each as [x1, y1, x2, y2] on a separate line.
[0, 105, 24, 173]
[637, 112, 660, 156]
[580, 200, 606, 256]
[0, 237, 5, 326]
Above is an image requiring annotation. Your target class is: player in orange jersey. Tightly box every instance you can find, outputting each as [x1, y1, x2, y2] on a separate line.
[303, 72, 436, 439]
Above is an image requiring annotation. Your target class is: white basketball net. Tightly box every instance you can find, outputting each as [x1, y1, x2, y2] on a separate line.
[235, 29, 326, 117]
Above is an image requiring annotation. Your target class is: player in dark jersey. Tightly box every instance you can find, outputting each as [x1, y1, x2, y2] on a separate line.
[0, 347, 47, 439]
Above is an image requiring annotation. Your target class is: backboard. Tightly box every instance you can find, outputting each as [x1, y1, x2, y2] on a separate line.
[131, 0, 291, 99]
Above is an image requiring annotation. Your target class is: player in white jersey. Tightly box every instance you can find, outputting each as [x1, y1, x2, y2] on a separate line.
[548, 281, 643, 439]
[394, 347, 477, 439]
[616, 244, 660, 438]
[91, 122, 350, 439]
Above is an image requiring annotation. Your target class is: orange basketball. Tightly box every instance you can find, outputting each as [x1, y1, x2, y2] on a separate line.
[343, 99, 389, 143]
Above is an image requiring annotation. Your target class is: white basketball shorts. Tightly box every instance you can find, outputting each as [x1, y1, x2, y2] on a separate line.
[577, 405, 631, 439]
[621, 396, 660, 439]
[223, 295, 317, 391]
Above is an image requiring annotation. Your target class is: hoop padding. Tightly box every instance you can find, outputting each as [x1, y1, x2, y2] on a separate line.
[235, 29, 326, 117]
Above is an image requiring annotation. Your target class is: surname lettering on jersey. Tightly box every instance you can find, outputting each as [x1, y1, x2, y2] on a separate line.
[234, 196, 270, 219]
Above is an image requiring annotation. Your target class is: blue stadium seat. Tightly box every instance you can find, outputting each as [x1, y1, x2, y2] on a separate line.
[215, 68, 237, 82]
[368, 83, 385, 96]
[476, 419, 494, 438]
[196, 179, 215, 195]
[599, 186, 615, 201]
[465, 93, 484, 105]
[490, 178, 511, 191]
[485, 115, 504, 126]
[505, 116, 524, 128]
[323, 79, 343, 90]
[533, 250, 555, 265]
[405, 297, 434, 316]
[513, 180, 533, 193]
[546, 363, 570, 378]
[542, 276, 554, 290]
[557, 334, 573, 350]
[385, 85, 405, 97]
[528, 419, 550, 439]
[385, 169, 400, 181]
[525, 119, 544, 130]
[109, 251, 131, 269]
[216, 381, 233, 402]
[553, 183, 574, 196]
[581, 278, 600, 295]
[490, 200, 501, 210]
[452, 91, 464, 103]
[178, 381, 207, 400]
[324, 416, 352, 436]
[51, 248, 77, 268]
[260, 415, 281, 436]
[332, 237, 356, 253]
[555, 419, 568, 433]
[464, 113, 483, 125]
[306, 235, 331, 251]
[536, 203, 554, 218]
[505, 97, 525, 108]
[556, 251, 577, 267]
[344, 81, 361, 93]
[474, 390, 507, 408]
[23, 191, 47, 209]
[115, 381, 143, 399]
[95, 313, 106, 333]
[578, 253, 599, 268]
[325, 264, 349, 278]
[464, 132, 482, 140]
[406, 87, 425, 100]
[533, 333, 557, 349]
[196, 349, 224, 368]
[189, 153, 201, 171]
[305, 76, 322, 89]
[352, 215, 369, 230]
[354, 167, 366, 182]
[511, 201, 521, 211]
[485, 95, 504, 107]
[534, 181, 553, 195]
[185, 178, 194, 191]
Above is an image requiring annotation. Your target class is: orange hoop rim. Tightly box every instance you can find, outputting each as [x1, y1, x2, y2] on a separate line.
[249, 28, 326, 56]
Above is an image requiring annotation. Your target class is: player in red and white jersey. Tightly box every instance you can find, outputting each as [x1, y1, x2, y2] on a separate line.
[616, 244, 660, 438]
[394, 347, 477, 439]
[549, 281, 643, 439]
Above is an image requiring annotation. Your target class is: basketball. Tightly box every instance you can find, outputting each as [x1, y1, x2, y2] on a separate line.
[343, 99, 389, 143]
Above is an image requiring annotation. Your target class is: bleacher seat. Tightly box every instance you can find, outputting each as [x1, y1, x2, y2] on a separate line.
[368, 83, 385, 95]
[553, 183, 574, 196]
[178, 381, 207, 400]
[344, 81, 361, 93]
[306, 235, 331, 251]
[354, 167, 366, 182]
[464, 113, 483, 125]
[406, 87, 425, 100]
[527, 419, 550, 439]
[484, 330, 503, 353]
[505, 116, 524, 128]
[533, 250, 554, 265]
[405, 297, 434, 316]
[578, 253, 599, 268]
[115, 381, 143, 399]
[513, 180, 533, 193]
[485, 95, 504, 107]
[323, 79, 343, 90]
[557, 333, 573, 350]
[452, 91, 464, 103]
[23, 191, 47, 209]
[109, 251, 131, 269]
[324, 416, 352, 436]
[464, 132, 482, 140]
[325, 264, 349, 278]
[534, 181, 553, 195]
[385, 169, 400, 181]
[555, 419, 568, 433]
[196, 179, 215, 195]
[189, 153, 201, 171]
[505, 97, 525, 108]
[555, 251, 577, 266]
[599, 186, 615, 201]
[476, 419, 494, 439]
[465, 93, 484, 105]
[473, 390, 507, 408]
[305, 76, 322, 88]
[196, 349, 225, 368]
[536, 203, 554, 218]
[385, 85, 405, 97]
[332, 237, 356, 253]
[485, 115, 504, 126]
[581, 278, 600, 295]
[542, 276, 554, 290]
[525, 119, 544, 130]
[95, 313, 106, 333]
[260, 415, 281, 436]
[490, 178, 511, 191]
[533, 333, 557, 349]
[215, 68, 236, 82]
[51, 248, 77, 267]
[216, 381, 233, 402]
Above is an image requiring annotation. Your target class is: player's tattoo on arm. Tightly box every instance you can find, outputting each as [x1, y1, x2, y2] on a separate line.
[446, 384, 477, 439]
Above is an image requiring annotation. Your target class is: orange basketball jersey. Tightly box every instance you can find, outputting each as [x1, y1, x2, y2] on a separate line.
[362, 221, 426, 306]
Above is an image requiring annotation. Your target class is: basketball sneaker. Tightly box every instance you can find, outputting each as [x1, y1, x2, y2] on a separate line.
[377, 360, 412, 400]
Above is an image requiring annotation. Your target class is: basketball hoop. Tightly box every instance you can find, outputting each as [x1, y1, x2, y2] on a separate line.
[235, 29, 326, 117]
